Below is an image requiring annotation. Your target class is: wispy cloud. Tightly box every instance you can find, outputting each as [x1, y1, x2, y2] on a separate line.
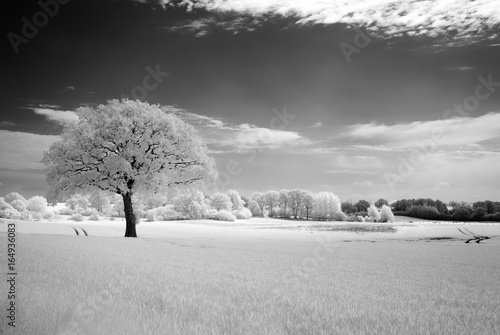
[339, 112, 500, 149]
[0, 130, 60, 170]
[0, 121, 17, 127]
[27, 107, 78, 126]
[157, 0, 500, 43]
[171, 108, 311, 151]
[307, 122, 323, 128]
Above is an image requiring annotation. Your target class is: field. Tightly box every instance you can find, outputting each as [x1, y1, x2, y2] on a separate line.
[1, 218, 500, 335]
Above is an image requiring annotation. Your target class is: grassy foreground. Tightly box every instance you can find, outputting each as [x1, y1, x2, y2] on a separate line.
[1, 220, 500, 335]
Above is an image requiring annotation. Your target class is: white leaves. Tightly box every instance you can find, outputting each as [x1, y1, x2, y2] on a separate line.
[43, 99, 216, 198]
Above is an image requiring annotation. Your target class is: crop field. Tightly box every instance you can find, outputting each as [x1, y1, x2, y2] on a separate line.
[1, 218, 499, 335]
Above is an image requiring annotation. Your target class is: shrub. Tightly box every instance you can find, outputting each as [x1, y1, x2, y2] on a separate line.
[30, 211, 43, 221]
[357, 215, 365, 222]
[380, 204, 395, 222]
[486, 212, 500, 222]
[408, 205, 441, 220]
[146, 206, 183, 222]
[174, 191, 209, 219]
[70, 213, 84, 221]
[5, 192, 27, 206]
[367, 204, 381, 222]
[331, 211, 347, 221]
[89, 213, 100, 221]
[345, 214, 358, 222]
[0, 198, 20, 219]
[226, 189, 244, 211]
[451, 207, 471, 221]
[66, 194, 91, 210]
[10, 199, 27, 212]
[209, 193, 233, 212]
[43, 212, 55, 221]
[209, 210, 236, 222]
[232, 208, 252, 219]
[57, 207, 74, 215]
[27, 196, 48, 213]
[80, 207, 98, 217]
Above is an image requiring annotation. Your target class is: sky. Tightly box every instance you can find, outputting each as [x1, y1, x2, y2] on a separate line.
[1, 0, 500, 203]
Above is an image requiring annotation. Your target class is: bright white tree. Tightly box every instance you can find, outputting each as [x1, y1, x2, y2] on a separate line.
[278, 189, 291, 218]
[42, 99, 216, 237]
[289, 189, 306, 219]
[302, 190, 315, 220]
[251, 192, 266, 216]
[210, 192, 233, 212]
[264, 190, 280, 217]
[27, 196, 48, 213]
[380, 204, 395, 222]
[226, 189, 244, 211]
[312, 192, 342, 221]
[368, 204, 381, 222]
[247, 199, 262, 217]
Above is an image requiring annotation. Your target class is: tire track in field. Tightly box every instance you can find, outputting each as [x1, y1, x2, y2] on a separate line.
[71, 226, 88, 236]
[457, 228, 497, 243]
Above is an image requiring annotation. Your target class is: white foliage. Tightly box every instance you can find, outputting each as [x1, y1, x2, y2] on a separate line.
[210, 193, 233, 212]
[367, 204, 381, 222]
[0, 197, 20, 219]
[27, 196, 48, 213]
[232, 207, 252, 219]
[247, 199, 262, 216]
[209, 210, 236, 222]
[380, 204, 395, 222]
[226, 189, 244, 211]
[264, 191, 280, 217]
[312, 192, 343, 221]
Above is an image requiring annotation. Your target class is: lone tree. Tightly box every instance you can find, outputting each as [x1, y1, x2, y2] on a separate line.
[42, 99, 216, 237]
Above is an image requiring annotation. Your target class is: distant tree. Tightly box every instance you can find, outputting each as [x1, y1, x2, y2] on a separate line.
[302, 191, 315, 220]
[379, 204, 395, 222]
[247, 199, 262, 217]
[313, 192, 342, 221]
[251, 192, 266, 216]
[174, 191, 208, 219]
[435, 199, 448, 213]
[264, 191, 279, 217]
[226, 189, 244, 211]
[66, 193, 91, 210]
[341, 201, 356, 214]
[88, 189, 112, 213]
[42, 99, 216, 237]
[240, 196, 250, 208]
[451, 207, 472, 221]
[354, 199, 370, 213]
[27, 196, 48, 213]
[484, 200, 498, 214]
[367, 204, 381, 222]
[374, 198, 389, 209]
[471, 207, 486, 221]
[278, 190, 291, 218]
[5, 192, 27, 206]
[289, 189, 306, 219]
[210, 193, 232, 212]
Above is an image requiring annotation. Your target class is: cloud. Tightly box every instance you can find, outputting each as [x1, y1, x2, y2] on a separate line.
[63, 85, 75, 92]
[172, 109, 311, 151]
[339, 112, 500, 150]
[0, 130, 60, 170]
[332, 155, 384, 170]
[434, 181, 450, 190]
[27, 107, 78, 126]
[0, 121, 16, 127]
[157, 0, 500, 43]
[308, 122, 323, 128]
[353, 180, 374, 188]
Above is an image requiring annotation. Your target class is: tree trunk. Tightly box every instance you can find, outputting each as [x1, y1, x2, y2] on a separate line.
[123, 193, 137, 238]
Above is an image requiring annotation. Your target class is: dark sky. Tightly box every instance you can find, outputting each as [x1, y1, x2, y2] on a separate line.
[1, 0, 500, 202]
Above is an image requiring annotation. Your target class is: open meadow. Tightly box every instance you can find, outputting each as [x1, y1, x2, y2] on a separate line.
[1, 218, 500, 335]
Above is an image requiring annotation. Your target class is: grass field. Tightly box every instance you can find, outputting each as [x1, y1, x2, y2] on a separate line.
[1, 218, 500, 334]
